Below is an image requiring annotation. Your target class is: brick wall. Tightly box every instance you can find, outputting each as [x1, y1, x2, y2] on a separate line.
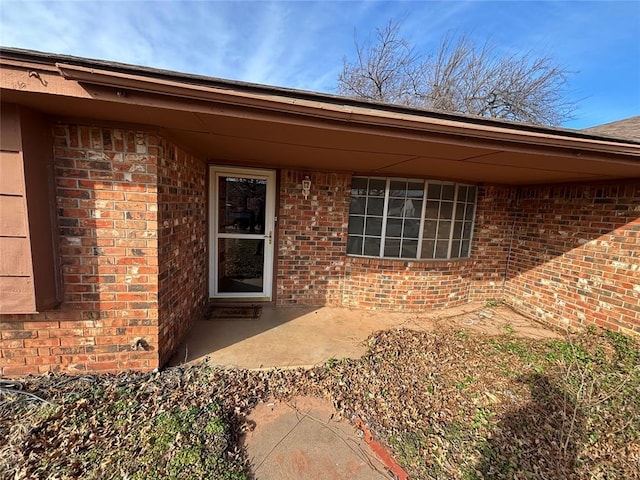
[277, 171, 350, 305]
[276, 172, 511, 311]
[3, 150, 638, 376]
[157, 141, 207, 365]
[276, 173, 639, 333]
[0, 124, 207, 376]
[504, 182, 640, 334]
[340, 185, 513, 310]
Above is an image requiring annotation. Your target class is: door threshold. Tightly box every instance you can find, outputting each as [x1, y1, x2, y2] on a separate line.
[209, 297, 272, 304]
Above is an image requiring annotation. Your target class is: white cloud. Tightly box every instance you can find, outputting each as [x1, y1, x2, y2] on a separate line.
[1, 0, 638, 127]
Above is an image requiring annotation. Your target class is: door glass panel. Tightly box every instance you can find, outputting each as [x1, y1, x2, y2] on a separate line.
[218, 176, 266, 234]
[218, 238, 264, 293]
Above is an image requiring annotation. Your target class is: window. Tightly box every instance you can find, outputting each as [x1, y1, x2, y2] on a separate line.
[347, 177, 477, 260]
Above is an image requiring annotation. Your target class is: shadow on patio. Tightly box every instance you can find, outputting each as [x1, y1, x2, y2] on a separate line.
[168, 303, 560, 369]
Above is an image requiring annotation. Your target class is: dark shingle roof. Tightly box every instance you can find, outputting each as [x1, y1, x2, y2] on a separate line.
[583, 116, 640, 141]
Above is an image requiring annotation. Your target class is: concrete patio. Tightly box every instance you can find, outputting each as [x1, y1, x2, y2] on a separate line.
[169, 303, 560, 369]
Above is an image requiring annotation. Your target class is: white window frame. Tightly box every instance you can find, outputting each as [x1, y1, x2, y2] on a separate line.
[347, 177, 478, 260]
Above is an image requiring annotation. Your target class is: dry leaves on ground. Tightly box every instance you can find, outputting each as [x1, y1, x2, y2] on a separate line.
[1, 328, 638, 479]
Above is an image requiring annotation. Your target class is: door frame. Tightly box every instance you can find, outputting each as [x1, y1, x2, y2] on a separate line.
[208, 166, 277, 300]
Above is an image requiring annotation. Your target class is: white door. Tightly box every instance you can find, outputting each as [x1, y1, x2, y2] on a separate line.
[209, 167, 276, 300]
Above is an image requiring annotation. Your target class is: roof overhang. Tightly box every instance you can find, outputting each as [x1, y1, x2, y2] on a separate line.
[1, 48, 639, 185]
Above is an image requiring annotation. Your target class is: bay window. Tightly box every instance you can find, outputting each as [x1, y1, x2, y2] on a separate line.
[347, 177, 477, 260]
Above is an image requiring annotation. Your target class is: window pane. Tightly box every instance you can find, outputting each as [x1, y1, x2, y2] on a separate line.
[406, 199, 422, 218]
[348, 215, 364, 234]
[387, 198, 405, 217]
[351, 177, 368, 196]
[435, 240, 449, 258]
[450, 240, 461, 258]
[386, 218, 403, 237]
[465, 203, 475, 219]
[350, 197, 365, 215]
[458, 186, 468, 202]
[453, 221, 463, 238]
[364, 237, 381, 256]
[407, 182, 424, 197]
[401, 240, 418, 258]
[365, 217, 383, 236]
[348, 177, 476, 260]
[367, 197, 384, 215]
[403, 219, 420, 238]
[422, 240, 435, 259]
[437, 220, 451, 239]
[427, 184, 441, 199]
[384, 238, 400, 257]
[347, 235, 363, 255]
[423, 220, 437, 238]
[368, 179, 386, 196]
[463, 221, 473, 238]
[440, 201, 453, 219]
[400, 199, 419, 218]
[461, 240, 471, 257]
[389, 180, 406, 197]
[425, 201, 440, 218]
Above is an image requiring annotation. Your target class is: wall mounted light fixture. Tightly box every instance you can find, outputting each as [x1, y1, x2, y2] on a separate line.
[302, 176, 311, 199]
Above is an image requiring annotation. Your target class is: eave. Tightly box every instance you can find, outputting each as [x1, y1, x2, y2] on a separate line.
[1, 48, 639, 185]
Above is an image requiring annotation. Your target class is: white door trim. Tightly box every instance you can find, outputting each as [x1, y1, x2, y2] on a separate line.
[208, 166, 276, 299]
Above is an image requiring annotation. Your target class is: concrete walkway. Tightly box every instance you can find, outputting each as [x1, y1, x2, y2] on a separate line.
[169, 305, 558, 480]
[242, 396, 393, 480]
[170, 303, 558, 369]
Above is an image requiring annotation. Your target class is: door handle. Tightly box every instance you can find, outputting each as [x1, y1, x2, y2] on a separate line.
[266, 231, 273, 245]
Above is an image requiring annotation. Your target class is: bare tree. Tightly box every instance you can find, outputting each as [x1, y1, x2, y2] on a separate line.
[338, 21, 575, 125]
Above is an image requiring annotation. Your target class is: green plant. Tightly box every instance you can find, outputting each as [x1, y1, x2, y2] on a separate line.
[389, 431, 427, 470]
[455, 375, 476, 390]
[503, 324, 515, 335]
[472, 408, 494, 429]
[326, 357, 338, 368]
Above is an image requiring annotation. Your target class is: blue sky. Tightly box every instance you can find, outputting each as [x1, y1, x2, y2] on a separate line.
[1, 1, 638, 129]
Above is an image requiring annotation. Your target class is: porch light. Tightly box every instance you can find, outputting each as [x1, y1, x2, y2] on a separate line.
[302, 176, 311, 199]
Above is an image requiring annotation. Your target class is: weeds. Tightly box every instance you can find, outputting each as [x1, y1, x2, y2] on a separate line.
[1, 328, 637, 480]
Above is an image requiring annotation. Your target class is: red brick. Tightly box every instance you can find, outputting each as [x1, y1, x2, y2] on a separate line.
[2, 365, 40, 376]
